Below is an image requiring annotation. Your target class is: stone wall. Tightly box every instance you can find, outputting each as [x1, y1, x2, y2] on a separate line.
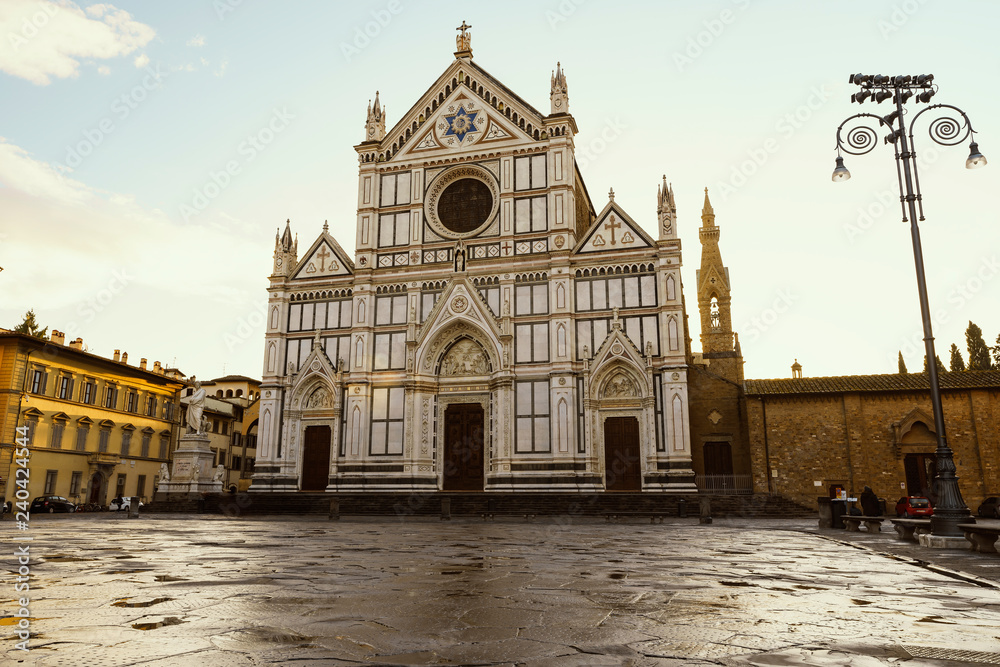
[746, 387, 1000, 510]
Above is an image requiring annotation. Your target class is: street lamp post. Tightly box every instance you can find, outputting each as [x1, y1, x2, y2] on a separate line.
[833, 74, 986, 537]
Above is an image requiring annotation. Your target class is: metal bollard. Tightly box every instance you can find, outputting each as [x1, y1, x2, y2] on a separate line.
[699, 496, 712, 525]
[329, 498, 340, 521]
[677, 498, 687, 518]
[441, 497, 451, 521]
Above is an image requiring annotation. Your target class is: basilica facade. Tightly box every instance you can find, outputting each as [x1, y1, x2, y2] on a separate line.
[250, 29, 710, 494]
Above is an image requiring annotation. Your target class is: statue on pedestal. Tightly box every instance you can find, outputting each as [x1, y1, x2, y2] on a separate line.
[186, 377, 206, 434]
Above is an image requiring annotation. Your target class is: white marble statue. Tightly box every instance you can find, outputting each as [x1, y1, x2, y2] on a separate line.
[186, 377, 206, 433]
[158, 462, 170, 483]
[213, 464, 225, 482]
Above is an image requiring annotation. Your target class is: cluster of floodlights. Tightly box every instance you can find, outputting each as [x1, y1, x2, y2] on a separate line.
[831, 73, 987, 182]
[849, 73, 937, 104]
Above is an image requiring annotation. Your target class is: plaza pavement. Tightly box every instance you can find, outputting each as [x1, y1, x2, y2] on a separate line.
[4, 514, 1000, 666]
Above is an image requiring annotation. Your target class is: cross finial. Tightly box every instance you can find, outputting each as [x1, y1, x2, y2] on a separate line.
[608, 187, 615, 202]
[323, 219, 329, 232]
[456, 21, 472, 54]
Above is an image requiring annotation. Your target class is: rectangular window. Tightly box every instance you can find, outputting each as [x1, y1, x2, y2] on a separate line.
[116, 474, 126, 496]
[515, 283, 549, 316]
[515, 380, 550, 453]
[141, 433, 151, 457]
[514, 154, 547, 191]
[163, 402, 176, 421]
[622, 315, 660, 356]
[302, 302, 315, 330]
[136, 475, 146, 498]
[30, 369, 47, 395]
[70, 471, 82, 496]
[322, 335, 351, 370]
[288, 303, 303, 332]
[44, 470, 57, 494]
[653, 374, 665, 452]
[50, 421, 64, 449]
[577, 377, 586, 454]
[146, 396, 157, 417]
[58, 376, 74, 400]
[25, 419, 37, 445]
[159, 436, 169, 459]
[370, 387, 405, 455]
[104, 385, 118, 410]
[380, 171, 412, 207]
[478, 287, 500, 316]
[576, 318, 611, 360]
[373, 332, 407, 370]
[514, 196, 548, 233]
[378, 212, 410, 248]
[98, 429, 110, 453]
[120, 430, 132, 456]
[515, 323, 549, 363]
[420, 291, 442, 322]
[576, 275, 657, 312]
[82, 380, 95, 405]
[75, 426, 88, 451]
[125, 390, 138, 413]
[375, 294, 408, 325]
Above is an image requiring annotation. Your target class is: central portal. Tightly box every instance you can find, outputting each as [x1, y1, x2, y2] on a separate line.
[443, 403, 485, 491]
[301, 425, 331, 491]
[604, 416, 641, 491]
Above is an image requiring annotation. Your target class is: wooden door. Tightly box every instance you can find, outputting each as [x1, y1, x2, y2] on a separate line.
[704, 442, 734, 476]
[604, 417, 641, 491]
[904, 453, 937, 499]
[301, 425, 331, 491]
[443, 404, 484, 491]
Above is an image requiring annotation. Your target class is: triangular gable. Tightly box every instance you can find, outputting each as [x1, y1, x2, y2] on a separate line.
[289, 333, 341, 409]
[574, 200, 654, 254]
[698, 265, 730, 295]
[394, 87, 535, 161]
[416, 277, 502, 349]
[589, 322, 651, 397]
[377, 58, 548, 162]
[291, 231, 354, 280]
[22, 407, 43, 418]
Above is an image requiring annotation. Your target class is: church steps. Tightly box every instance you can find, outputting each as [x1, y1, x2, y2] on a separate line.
[145, 492, 813, 519]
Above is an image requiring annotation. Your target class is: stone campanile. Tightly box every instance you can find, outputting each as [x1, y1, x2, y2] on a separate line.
[696, 189, 743, 384]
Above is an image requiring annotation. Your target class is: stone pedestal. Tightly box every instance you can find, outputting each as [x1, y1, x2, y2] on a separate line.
[157, 433, 223, 497]
[918, 533, 969, 549]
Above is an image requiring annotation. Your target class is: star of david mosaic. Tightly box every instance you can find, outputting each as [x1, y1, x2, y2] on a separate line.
[443, 106, 479, 143]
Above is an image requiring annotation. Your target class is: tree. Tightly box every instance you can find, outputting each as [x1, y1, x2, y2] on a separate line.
[966, 321, 992, 370]
[993, 333, 1000, 369]
[923, 354, 946, 374]
[12, 309, 48, 339]
[897, 351, 908, 374]
[949, 343, 966, 372]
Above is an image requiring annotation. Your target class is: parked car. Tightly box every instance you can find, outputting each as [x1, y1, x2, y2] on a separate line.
[108, 497, 144, 512]
[29, 495, 76, 513]
[978, 496, 1000, 519]
[895, 496, 933, 518]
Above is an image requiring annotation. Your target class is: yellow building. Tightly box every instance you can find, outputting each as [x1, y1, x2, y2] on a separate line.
[0, 330, 185, 507]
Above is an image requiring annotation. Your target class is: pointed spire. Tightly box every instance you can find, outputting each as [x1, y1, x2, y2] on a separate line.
[364, 91, 386, 142]
[550, 61, 569, 114]
[280, 219, 293, 250]
[657, 176, 677, 241]
[701, 187, 716, 226]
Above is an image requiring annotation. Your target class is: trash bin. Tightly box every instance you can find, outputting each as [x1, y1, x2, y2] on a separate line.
[677, 498, 687, 518]
[830, 499, 847, 529]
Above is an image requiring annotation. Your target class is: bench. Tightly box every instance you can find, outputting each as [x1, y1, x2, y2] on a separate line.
[606, 512, 665, 524]
[481, 512, 536, 521]
[842, 515, 885, 532]
[890, 517, 932, 542]
[959, 520, 1000, 554]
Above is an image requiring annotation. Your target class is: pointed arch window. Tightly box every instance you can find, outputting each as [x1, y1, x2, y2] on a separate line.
[710, 297, 720, 329]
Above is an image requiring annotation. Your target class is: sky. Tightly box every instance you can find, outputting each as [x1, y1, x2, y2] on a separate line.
[1, 0, 998, 381]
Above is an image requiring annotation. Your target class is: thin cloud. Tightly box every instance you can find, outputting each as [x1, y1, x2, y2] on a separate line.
[134, 53, 149, 68]
[186, 34, 205, 47]
[0, 0, 155, 85]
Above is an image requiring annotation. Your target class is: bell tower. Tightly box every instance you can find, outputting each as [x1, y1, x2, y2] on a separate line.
[272, 219, 297, 278]
[550, 62, 569, 114]
[697, 189, 743, 383]
[364, 91, 386, 142]
[657, 175, 676, 240]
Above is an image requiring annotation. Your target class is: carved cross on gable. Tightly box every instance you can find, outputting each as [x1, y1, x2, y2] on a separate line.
[604, 215, 621, 246]
[316, 246, 331, 271]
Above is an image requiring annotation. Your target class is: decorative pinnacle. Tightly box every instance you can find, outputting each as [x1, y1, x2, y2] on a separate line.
[609, 187, 615, 202]
[323, 220, 329, 233]
[702, 187, 715, 218]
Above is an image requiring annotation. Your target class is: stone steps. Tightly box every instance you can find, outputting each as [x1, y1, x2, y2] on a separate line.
[146, 492, 814, 519]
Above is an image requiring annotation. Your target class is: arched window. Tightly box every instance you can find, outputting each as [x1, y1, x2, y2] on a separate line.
[710, 297, 720, 329]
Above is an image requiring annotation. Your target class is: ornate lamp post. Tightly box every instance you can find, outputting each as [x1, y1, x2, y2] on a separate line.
[833, 74, 986, 537]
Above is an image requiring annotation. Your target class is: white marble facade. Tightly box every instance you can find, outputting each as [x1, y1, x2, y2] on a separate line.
[250, 36, 696, 494]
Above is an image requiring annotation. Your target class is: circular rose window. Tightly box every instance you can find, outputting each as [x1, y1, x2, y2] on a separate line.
[438, 179, 493, 233]
[425, 165, 500, 239]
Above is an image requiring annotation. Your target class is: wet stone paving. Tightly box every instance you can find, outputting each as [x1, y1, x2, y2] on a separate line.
[4, 515, 1000, 666]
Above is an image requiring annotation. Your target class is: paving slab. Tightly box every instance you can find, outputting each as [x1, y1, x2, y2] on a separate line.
[4, 514, 1000, 665]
